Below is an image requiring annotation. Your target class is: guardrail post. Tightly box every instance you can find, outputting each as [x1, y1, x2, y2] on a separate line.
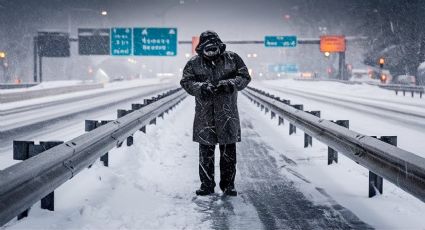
[85, 120, 112, 166]
[276, 99, 290, 127]
[403, 90, 406, 96]
[270, 111, 276, 120]
[289, 104, 303, 135]
[289, 124, 296, 135]
[281, 99, 290, 105]
[278, 116, 284, 126]
[368, 136, 397, 198]
[395, 90, 398, 95]
[420, 91, 423, 98]
[132, 103, 148, 132]
[13, 140, 64, 218]
[150, 118, 157, 125]
[117, 109, 135, 147]
[328, 120, 349, 165]
[304, 111, 321, 147]
[265, 107, 269, 115]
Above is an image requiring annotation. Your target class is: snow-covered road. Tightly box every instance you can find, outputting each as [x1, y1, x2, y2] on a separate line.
[0, 81, 176, 133]
[4, 90, 424, 229]
[254, 79, 425, 157]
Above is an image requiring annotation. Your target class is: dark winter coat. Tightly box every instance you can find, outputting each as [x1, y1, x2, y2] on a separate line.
[180, 51, 251, 145]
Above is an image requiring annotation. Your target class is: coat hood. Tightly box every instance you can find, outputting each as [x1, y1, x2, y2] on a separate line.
[195, 30, 226, 56]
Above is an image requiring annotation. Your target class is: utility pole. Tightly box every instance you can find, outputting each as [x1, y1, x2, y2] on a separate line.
[338, 51, 346, 80]
[33, 36, 38, 82]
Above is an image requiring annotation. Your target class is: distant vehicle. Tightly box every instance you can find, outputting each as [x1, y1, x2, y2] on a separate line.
[350, 68, 392, 84]
[350, 69, 370, 81]
[351, 68, 368, 77]
[110, 76, 125, 82]
[350, 68, 379, 83]
[300, 72, 314, 79]
[394, 75, 416, 85]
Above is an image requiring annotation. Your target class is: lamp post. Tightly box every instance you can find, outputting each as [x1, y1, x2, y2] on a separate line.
[68, 8, 109, 33]
[0, 51, 6, 83]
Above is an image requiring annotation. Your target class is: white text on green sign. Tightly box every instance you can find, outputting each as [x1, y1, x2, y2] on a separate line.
[265, 36, 297, 47]
[134, 28, 177, 56]
[111, 28, 132, 55]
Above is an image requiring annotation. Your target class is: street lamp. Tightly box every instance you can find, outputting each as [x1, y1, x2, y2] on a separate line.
[0, 51, 7, 83]
[68, 8, 109, 33]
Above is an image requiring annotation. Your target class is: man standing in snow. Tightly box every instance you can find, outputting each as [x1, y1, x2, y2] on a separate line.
[180, 31, 251, 196]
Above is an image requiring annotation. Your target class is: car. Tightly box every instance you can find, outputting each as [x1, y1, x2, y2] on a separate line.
[395, 75, 416, 85]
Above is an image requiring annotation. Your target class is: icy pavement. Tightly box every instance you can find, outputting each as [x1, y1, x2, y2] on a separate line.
[1, 78, 174, 111]
[2, 95, 425, 229]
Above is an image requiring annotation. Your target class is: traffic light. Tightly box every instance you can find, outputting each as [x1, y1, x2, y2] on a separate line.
[379, 58, 385, 68]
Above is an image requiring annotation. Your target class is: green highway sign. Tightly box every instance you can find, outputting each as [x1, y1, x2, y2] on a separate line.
[268, 64, 299, 73]
[111, 28, 132, 56]
[133, 28, 177, 56]
[265, 36, 297, 47]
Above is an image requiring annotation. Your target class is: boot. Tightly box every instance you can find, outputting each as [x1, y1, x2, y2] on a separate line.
[223, 187, 237, 196]
[196, 187, 214, 196]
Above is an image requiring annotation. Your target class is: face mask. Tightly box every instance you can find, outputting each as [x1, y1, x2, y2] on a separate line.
[203, 44, 220, 58]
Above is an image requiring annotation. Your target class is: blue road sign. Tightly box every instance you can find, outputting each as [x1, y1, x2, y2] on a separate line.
[134, 28, 177, 56]
[265, 36, 297, 47]
[269, 64, 299, 73]
[111, 28, 132, 56]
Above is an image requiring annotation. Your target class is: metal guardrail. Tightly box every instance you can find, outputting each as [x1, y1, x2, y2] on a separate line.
[0, 88, 186, 226]
[243, 86, 425, 203]
[377, 84, 424, 98]
[0, 83, 39, 89]
[293, 78, 362, 85]
[0, 83, 104, 103]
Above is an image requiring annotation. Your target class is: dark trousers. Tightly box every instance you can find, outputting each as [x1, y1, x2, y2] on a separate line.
[199, 143, 237, 191]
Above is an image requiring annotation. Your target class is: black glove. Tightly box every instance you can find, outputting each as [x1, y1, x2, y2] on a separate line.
[200, 82, 215, 98]
[214, 80, 235, 94]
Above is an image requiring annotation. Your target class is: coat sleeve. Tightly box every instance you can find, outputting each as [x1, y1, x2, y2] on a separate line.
[228, 53, 251, 91]
[180, 60, 204, 97]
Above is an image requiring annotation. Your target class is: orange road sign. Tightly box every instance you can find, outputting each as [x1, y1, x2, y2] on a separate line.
[320, 35, 346, 52]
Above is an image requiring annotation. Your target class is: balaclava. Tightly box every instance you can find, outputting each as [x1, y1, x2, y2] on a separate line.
[195, 30, 226, 60]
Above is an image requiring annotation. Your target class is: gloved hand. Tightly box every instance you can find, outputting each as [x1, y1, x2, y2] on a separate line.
[200, 82, 216, 98]
[214, 80, 235, 94]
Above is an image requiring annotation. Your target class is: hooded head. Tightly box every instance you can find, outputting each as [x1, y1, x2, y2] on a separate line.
[195, 30, 226, 60]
